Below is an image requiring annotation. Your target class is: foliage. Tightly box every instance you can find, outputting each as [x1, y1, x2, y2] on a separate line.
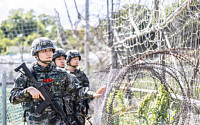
[0, 37, 19, 54]
[0, 9, 56, 55]
[105, 83, 176, 125]
[138, 93, 153, 122]
[137, 84, 173, 124]
[105, 88, 126, 124]
[106, 90, 115, 124]
[37, 14, 56, 37]
[114, 89, 126, 112]
[151, 84, 170, 124]
[0, 9, 37, 38]
[24, 33, 41, 46]
[116, 89, 137, 125]
[106, 88, 140, 124]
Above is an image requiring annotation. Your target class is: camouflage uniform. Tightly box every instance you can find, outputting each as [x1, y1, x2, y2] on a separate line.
[9, 38, 94, 125]
[66, 50, 94, 125]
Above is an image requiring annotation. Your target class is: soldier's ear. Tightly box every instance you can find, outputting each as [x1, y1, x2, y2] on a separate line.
[34, 55, 38, 59]
[34, 52, 39, 59]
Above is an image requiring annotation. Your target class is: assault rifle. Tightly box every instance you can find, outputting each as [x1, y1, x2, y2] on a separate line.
[14, 62, 76, 125]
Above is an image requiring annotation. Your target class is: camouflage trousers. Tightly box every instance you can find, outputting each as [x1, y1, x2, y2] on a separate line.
[24, 111, 66, 125]
[25, 119, 66, 125]
[76, 112, 85, 125]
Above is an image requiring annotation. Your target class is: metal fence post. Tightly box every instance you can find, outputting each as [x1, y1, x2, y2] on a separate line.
[2, 71, 7, 125]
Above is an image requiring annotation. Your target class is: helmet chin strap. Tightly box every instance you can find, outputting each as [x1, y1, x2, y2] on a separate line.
[67, 63, 78, 68]
[36, 53, 52, 64]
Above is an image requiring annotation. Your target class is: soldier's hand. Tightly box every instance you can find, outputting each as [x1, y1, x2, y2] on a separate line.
[93, 93, 102, 98]
[83, 107, 87, 113]
[93, 85, 106, 98]
[26, 86, 45, 100]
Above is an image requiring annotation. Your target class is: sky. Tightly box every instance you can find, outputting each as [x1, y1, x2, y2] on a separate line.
[0, 0, 174, 29]
[0, 0, 107, 29]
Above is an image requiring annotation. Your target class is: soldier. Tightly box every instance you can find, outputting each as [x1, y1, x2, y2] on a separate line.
[53, 48, 78, 124]
[66, 50, 92, 125]
[53, 48, 67, 68]
[9, 37, 105, 125]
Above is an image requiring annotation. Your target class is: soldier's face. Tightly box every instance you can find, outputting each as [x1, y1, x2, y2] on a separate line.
[70, 57, 80, 66]
[55, 56, 66, 68]
[37, 49, 53, 61]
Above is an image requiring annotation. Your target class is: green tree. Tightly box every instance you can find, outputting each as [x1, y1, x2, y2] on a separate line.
[0, 9, 37, 39]
[0, 9, 57, 54]
[37, 14, 56, 38]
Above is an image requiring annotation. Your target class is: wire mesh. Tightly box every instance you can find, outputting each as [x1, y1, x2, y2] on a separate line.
[0, 0, 200, 124]
[0, 85, 23, 125]
[91, 0, 200, 124]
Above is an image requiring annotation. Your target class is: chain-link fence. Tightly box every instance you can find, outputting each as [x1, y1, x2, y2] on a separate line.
[0, 72, 23, 125]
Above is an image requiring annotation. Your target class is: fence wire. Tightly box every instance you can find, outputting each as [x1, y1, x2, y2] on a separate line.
[0, 84, 23, 125]
[91, 0, 200, 124]
[1, 0, 200, 125]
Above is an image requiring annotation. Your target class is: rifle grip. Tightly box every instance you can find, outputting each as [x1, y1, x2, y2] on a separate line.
[35, 102, 49, 114]
[33, 99, 39, 102]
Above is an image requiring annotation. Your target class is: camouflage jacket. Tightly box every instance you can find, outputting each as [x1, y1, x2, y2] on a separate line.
[70, 69, 89, 88]
[9, 62, 93, 125]
[68, 69, 94, 112]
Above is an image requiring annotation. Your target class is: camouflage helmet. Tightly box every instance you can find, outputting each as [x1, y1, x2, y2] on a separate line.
[66, 50, 81, 63]
[31, 37, 55, 56]
[53, 48, 67, 61]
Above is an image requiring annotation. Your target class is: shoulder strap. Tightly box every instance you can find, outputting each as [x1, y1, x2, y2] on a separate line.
[24, 66, 37, 88]
[23, 66, 37, 88]
[30, 66, 37, 80]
